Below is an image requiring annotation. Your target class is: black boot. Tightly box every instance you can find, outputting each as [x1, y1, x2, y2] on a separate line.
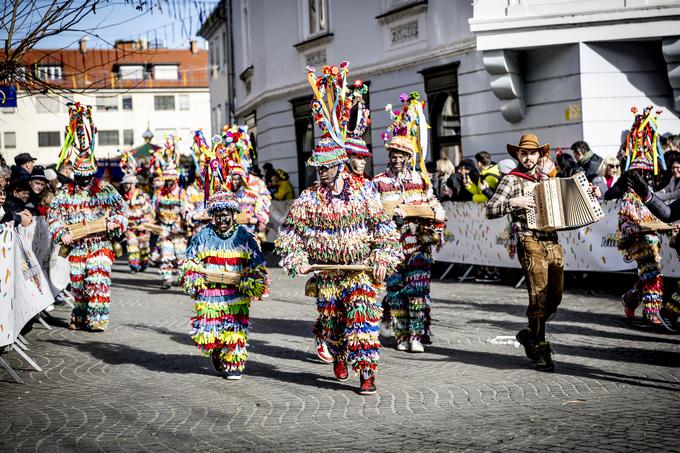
[531, 341, 555, 372]
[515, 326, 536, 361]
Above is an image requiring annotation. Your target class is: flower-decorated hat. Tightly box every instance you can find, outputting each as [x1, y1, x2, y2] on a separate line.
[344, 79, 371, 157]
[306, 62, 351, 167]
[58, 102, 98, 177]
[625, 106, 665, 175]
[206, 190, 240, 214]
[158, 135, 181, 181]
[383, 92, 431, 180]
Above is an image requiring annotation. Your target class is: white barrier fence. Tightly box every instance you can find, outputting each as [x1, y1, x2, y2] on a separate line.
[0, 219, 61, 348]
[265, 200, 680, 277]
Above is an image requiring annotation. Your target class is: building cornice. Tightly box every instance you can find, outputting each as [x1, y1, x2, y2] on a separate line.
[235, 37, 476, 117]
[293, 33, 334, 53]
[375, 1, 428, 25]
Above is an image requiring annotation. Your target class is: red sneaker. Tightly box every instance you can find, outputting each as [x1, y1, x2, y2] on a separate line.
[621, 296, 635, 319]
[359, 375, 377, 395]
[315, 339, 333, 364]
[333, 360, 349, 382]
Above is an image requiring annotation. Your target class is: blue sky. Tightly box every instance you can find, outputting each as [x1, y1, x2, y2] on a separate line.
[36, 3, 208, 50]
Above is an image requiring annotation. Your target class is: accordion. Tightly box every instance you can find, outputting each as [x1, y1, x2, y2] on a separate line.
[524, 173, 604, 231]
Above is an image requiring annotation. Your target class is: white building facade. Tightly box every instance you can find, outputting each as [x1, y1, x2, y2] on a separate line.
[200, 0, 680, 193]
[0, 42, 211, 165]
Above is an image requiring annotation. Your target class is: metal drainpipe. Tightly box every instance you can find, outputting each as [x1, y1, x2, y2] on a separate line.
[227, 0, 236, 124]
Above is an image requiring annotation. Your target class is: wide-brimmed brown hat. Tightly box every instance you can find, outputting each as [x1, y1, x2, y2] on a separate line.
[506, 133, 550, 159]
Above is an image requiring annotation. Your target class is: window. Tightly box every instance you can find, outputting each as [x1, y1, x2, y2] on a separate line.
[38, 131, 61, 147]
[291, 96, 315, 191]
[153, 65, 179, 80]
[154, 95, 175, 111]
[35, 65, 63, 81]
[241, 0, 252, 67]
[306, 0, 328, 37]
[178, 94, 190, 111]
[98, 130, 119, 146]
[421, 63, 462, 165]
[123, 129, 134, 146]
[4, 132, 16, 148]
[122, 96, 133, 111]
[35, 95, 61, 113]
[96, 95, 118, 111]
[119, 65, 144, 80]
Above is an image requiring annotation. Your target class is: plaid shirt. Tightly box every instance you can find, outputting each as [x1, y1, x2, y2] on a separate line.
[486, 172, 557, 240]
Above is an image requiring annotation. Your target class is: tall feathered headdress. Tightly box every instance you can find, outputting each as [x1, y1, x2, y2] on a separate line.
[191, 129, 210, 184]
[58, 102, 98, 176]
[344, 79, 371, 157]
[382, 92, 431, 184]
[222, 124, 254, 174]
[158, 134, 181, 180]
[625, 105, 665, 175]
[306, 62, 351, 167]
[119, 148, 137, 177]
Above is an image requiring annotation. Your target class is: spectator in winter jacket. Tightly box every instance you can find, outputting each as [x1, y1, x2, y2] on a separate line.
[10, 152, 37, 185]
[655, 157, 680, 203]
[592, 157, 621, 200]
[464, 151, 501, 203]
[571, 141, 603, 182]
[2, 180, 33, 226]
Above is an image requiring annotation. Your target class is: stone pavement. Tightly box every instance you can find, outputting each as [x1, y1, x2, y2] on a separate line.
[1, 261, 680, 452]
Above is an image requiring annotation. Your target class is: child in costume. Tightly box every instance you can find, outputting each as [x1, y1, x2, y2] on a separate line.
[276, 62, 402, 395]
[48, 103, 128, 331]
[152, 135, 189, 289]
[617, 106, 667, 327]
[486, 133, 601, 371]
[120, 150, 152, 272]
[372, 92, 446, 353]
[180, 188, 267, 380]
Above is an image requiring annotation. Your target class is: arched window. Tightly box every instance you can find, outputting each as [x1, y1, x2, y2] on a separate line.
[291, 96, 316, 190]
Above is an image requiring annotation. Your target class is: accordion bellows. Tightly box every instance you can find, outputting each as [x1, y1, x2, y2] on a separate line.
[525, 173, 604, 231]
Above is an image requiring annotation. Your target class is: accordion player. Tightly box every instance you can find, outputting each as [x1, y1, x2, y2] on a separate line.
[523, 172, 604, 231]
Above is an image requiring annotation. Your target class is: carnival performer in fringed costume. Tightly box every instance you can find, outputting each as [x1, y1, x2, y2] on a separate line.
[276, 62, 402, 395]
[120, 149, 152, 273]
[185, 129, 211, 236]
[311, 78, 377, 363]
[179, 182, 267, 380]
[223, 125, 271, 242]
[152, 135, 189, 289]
[48, 103, 128, 331]
[618, 106, 667, 327]
[372, 92, 446, 353]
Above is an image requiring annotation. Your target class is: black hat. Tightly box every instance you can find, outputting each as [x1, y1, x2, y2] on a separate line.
[9, 179, 31, 193]
[29, 167, 49, 182]
[14, 153, 37, 166]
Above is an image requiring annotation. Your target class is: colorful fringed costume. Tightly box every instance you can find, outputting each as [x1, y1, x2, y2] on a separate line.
[49, 102, 128, 331]
[180, 223, 266, 374]
[373, 169, 444, 344]
[618, 192, 664, 319]
[124, 186, 152, 271]
[276, 174, 401, 375]
[48, 178, 128, 330]
[373, 92, 445, 347]
[153, 181, 189, 285]
[186, 181, 209, 235]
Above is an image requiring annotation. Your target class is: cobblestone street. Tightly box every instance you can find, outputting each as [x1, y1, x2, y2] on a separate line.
[2, 261, 679, 452]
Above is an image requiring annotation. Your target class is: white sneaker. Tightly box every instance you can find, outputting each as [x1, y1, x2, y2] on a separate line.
[44, 304, 55, 313]
[410, 339, 424, 353]
[379, 321, 393, 337]
[396, 341, 409, 351]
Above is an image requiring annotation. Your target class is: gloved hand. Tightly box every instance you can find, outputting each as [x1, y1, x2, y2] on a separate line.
[626, 171, 651, 200]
